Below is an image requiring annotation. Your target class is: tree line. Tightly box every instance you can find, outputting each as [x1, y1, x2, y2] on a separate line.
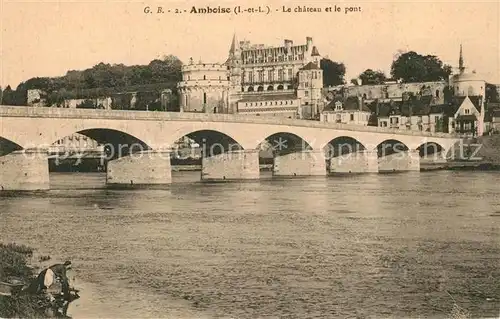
[0, 55, 183, 106]
[1, 50, 498, 106]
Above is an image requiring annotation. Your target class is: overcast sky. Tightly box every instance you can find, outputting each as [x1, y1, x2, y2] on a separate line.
[1, 0, 499, 88]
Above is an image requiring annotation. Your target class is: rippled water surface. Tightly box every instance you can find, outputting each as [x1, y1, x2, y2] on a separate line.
[1, 171, 499, 318]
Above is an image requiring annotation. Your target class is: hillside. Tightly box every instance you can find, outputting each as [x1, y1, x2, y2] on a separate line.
[1, 55, 183, 106]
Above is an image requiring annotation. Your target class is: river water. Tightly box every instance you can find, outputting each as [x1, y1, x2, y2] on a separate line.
[1, 171, 499, 318]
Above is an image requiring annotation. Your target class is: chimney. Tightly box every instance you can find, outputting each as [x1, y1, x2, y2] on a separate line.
[284, 39, 293, 53]
[306, 37, 313, 50]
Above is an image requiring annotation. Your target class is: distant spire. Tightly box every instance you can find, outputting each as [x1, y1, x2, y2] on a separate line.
[229, 33, 239, 54]
[459, 44, 465, 74]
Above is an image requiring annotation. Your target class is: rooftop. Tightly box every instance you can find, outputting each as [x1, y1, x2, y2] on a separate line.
[238, 93, 297, 102]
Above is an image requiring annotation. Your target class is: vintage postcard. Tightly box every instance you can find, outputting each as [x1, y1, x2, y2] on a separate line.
[0, 0, 499, 318]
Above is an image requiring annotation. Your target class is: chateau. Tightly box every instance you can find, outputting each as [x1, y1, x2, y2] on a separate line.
[177, 35, 324, 119]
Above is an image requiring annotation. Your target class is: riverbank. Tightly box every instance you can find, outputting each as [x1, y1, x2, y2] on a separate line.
[420, 161, 500, 171]
[0, 242, 213, 319]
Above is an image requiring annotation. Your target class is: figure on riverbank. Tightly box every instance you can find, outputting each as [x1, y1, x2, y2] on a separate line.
[26, 261, 72, 295]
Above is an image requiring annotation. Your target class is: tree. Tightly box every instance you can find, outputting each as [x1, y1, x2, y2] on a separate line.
[320, 58, 346, 87]
[390, 51, 452, 83]
[486, 83, 499, 102]
[1, 85, 22, 105]
[358, 69, 387, 85]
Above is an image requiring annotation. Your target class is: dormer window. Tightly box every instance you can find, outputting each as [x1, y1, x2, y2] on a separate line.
[335, 101, 343, 111]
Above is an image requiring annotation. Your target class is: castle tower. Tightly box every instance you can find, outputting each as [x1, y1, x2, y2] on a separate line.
[311, 46, 321, 68]
[227, 33, 242, 86]
[226, 33, 243, 113]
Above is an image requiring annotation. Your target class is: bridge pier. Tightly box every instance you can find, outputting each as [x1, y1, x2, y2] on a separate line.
[378, 150, 420, 172]
[201, 150, 259, 181]
[106, 149, 172, 188]
[329, 150, 379, 174]
[273, 150, 326, 176]
[0, 148, 50, 191]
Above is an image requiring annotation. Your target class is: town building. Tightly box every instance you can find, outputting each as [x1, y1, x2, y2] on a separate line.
[320, 96, 371, 125]
[178, 35, 324, 119]
[447, 96, 483, 135]
[369, 94, 447, 133]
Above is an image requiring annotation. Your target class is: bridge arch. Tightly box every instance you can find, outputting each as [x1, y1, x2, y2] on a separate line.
[376, 139, 410, 157]
[52, 128, 152, 160]
[0, 136, 23, 156]
[323, 136, 367, 159]
[416, 142, 445, 158]
[172, 129, 245, 157]
[255, 131, 313, 156]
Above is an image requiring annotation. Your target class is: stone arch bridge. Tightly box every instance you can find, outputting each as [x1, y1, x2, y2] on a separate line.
[0, 106, 463, 190]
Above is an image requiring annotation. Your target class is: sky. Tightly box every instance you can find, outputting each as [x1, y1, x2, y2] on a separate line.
[1, 0, 499, 88]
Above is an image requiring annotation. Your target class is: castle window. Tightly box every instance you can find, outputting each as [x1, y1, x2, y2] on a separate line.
[285, 101, 288, 105]
[436, 90, 440, 98]
[305, 91, 309, 97]
[350, 114, 354, 121]
[288, 69, 293, 79]
[203, 75, 206, 80]
[203, 92, 207, 104]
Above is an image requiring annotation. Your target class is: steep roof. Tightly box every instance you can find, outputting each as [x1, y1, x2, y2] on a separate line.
[229, 33, 239, 53]
[451, 96, 482, 113]
[311, 46, 321, 57]
[300, 62, 320, 70]
[324, 96, 370, 112]
[238, 93, 297, 102]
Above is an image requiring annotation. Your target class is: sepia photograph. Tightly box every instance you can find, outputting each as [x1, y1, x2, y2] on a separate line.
[0, 0, 499, 318]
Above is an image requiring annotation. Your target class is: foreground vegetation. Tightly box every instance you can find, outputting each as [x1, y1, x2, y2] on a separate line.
[0, 243, 52, 318]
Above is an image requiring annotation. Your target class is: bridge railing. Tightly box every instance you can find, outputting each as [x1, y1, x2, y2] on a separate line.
[0, 105, 463, 139]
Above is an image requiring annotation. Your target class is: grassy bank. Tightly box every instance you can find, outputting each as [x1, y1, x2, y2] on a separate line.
[0, 243, 52, 318]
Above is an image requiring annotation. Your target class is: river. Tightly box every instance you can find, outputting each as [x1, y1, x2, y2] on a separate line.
[1, 171, 499, 318]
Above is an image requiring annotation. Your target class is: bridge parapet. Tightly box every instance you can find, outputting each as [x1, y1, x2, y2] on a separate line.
[0, 106, 463, 139]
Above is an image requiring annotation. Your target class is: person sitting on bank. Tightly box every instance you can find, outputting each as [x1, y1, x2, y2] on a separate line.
[49, 261, 72, 294]
[25, 260, 72, 295]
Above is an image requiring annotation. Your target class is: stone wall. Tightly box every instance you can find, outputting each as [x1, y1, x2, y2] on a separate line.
[329, 150, 378, 173]
[0, 149, 49, 190]
[273, 150, 326, 176]
[106, 150, 172, 187]
[345, 81, 446, 104]
[201, 150, 259, 181]
[378, 151, 420, 172]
